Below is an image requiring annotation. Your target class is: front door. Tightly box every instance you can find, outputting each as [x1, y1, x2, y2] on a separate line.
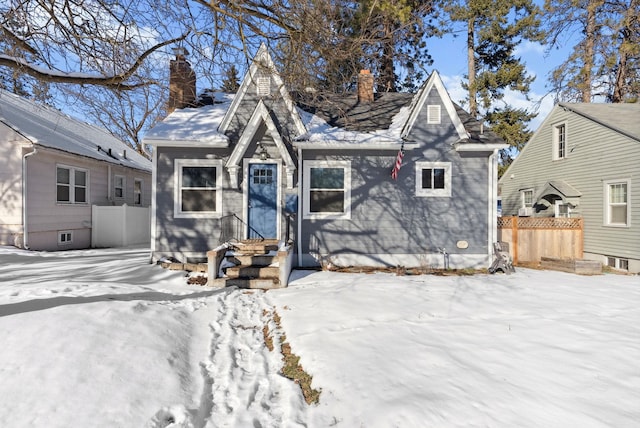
[248, 163, 278, 239]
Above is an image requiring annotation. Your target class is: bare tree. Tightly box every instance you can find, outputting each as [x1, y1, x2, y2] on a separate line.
[1, 0, 441, 148]
[544, 0, 639, 102]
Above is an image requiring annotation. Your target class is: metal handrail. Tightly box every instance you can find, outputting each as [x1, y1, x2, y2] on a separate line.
[285, 212, 296, 244]
[219, 213, 265, 243]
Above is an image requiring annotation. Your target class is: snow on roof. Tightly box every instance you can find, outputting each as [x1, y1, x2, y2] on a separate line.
[0, 89, 151, 172]
[144, 86, 497, 150]
[295, 107, 408, 146]
[143, 92, 233, 145]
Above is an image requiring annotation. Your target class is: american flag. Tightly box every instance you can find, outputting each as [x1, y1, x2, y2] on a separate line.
[390, 148, 404, 180]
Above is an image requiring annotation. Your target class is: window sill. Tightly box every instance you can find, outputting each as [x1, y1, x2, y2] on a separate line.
[603, 223, 629, 228]
[416, 191, 451, 198]
[303, 212, 351, 220]
[174, 212, 223, 219]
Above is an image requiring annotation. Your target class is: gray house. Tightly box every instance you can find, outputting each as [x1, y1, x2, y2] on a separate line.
[0, 89, 152, 251]
[500, 103, 640, 273]
[145, 45, 505, 272]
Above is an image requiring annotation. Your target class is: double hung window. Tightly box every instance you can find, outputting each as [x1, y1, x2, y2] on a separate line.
[134, 179, 143, 205]
[553, 123, 567, 160]
[303, 161, 351, 219]
[57, 165, 88, 204]
[605, 180, 630, 226]
[174, 159, 222, 218]
[114, 175, 125, 199]
[522, 189, 534, 208]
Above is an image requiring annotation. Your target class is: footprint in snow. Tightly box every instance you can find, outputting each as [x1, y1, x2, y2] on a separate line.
[147, 405, 194, 428]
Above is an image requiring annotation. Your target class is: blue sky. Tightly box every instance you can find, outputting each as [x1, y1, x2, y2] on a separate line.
[427, 32, 568, 131]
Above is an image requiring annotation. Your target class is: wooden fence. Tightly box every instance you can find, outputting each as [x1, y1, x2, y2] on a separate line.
[497, 216, 584, 265]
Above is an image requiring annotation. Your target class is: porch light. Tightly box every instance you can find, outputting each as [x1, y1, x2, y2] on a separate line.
[257, 142, 270, 160]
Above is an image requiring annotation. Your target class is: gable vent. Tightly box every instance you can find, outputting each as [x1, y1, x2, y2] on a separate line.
[257, 77, 271, 96]
[427, 105, 441, 124]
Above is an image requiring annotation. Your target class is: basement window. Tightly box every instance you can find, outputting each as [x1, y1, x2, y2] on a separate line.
[607, 256, 629, 271]
[58, 231, 73, 246]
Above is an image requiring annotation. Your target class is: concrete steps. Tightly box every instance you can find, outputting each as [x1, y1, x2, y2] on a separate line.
[208, 239, 290, 289]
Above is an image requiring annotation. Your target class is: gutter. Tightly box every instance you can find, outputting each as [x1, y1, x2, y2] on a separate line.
[22, 145, 38, 249]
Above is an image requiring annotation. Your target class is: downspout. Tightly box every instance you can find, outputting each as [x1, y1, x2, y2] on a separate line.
[107, 165, 112, 202]
[22, 145, 38, 250]
[488, 150, 499, 257]
[150, 148, 158, 262]
[297, 146, 303, 267]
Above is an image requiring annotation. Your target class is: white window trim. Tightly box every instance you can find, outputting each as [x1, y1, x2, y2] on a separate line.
[133, 178, 143, 205]
[303, 160, 351, 220]
[415, 161, 451, 197]
[521, 188, 534, 208]
[114, 175, 125, 199]
[174, 159, 223, 219]
[58, 230, 73, 245]
[554, 200, 571, 218]
[56, 164, 89, 205]
[604, 179, 631, 227]
[427, 105, 441, 124]
[552, 121, 568, 160]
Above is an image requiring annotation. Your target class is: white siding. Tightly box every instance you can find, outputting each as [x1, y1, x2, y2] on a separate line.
[0, 126, 28, 246]
[23, 147, 151, 250]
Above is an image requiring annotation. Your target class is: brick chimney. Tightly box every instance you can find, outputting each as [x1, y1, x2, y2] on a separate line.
[168, 47, 196, 114]
[357, 69, 374, 103]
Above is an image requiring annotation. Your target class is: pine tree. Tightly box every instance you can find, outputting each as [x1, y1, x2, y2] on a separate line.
[444, 0, 543, 117]
[543, 0, 639, 102]
[485, 107, 536, 176]
[221, 65, 240, 92]
[441, 0, 543, 173]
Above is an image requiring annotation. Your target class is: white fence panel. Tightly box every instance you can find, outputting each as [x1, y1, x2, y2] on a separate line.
[92, 204, 150, 248]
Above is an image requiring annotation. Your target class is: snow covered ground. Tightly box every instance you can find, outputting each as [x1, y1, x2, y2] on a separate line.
[0, 245, 638, 428]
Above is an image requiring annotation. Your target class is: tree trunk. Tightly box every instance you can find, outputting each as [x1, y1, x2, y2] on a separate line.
[612, 0, 638, 102]
[582, 1, 597, 102]
[379, 17, 397, 92]
[467, 18, 477, 118]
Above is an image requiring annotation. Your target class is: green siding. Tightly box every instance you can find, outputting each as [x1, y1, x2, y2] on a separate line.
[500, 105, 640, 263]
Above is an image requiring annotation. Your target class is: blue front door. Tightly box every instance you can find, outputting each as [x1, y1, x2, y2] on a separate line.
[248, 163, 278, 239]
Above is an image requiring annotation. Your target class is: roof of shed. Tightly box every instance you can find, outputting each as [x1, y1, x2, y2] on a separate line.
[0, 89, 151, 171]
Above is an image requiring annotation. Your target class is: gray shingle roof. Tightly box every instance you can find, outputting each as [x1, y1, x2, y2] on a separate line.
[560, 103, 640, 142]
[294, 90, 504, 145]
[293, 91, 413, 133]
[0, 89, 151, 171]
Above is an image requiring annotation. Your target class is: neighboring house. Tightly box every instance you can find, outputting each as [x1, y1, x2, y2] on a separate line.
[144, 45, 506, 269]
[500, 103, 640, 273]
[0, 89, 152, 251]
